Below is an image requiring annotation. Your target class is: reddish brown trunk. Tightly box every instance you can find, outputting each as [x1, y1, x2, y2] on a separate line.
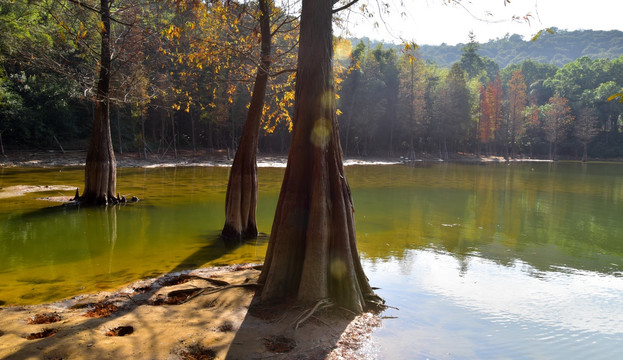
[80, 0, 117, 205]
[258, 0, 380, 313]
[222, 0, 272, 240]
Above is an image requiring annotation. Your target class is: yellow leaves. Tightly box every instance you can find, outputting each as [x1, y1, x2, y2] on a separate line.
[76, 22, 87, 40]
[164, 25, 182, 40]
[607, 92, 623, 104]
[531, 28, 555, 42]
[172, 103, 181, 111]
[98, 21, 106, 34]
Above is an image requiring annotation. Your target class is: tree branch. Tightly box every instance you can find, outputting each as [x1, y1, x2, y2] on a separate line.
[65, 0, 135, 26]
[332, 0, 360, 14]
[270, 68, 296, 78]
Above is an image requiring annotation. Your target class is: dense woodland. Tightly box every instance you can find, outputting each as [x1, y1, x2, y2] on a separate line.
[1, 1, 623, 161]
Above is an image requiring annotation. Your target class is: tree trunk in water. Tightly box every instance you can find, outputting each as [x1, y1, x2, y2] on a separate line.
[222, 0, 272, 240]
[258, 0, 381, 313]
[80, 0, 117, 205]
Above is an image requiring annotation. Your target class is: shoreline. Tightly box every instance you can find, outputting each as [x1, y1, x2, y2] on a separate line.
[0, 264, 381, 360]
[0, 149, 566, 169]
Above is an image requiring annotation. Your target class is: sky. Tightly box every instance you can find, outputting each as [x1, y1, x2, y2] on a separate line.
[336, 0, 623, 45]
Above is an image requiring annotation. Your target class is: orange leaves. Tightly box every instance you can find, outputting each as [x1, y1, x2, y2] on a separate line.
[507, 70, 528, 137]
[479, 74, 503, 143]
[164, 24, 182, 40]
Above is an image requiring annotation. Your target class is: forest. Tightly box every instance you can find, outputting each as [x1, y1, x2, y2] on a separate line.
[414, 29, 623, 68]
[1, 0, 623, 161]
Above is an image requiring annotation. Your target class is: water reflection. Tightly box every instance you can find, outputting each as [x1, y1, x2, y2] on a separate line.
[2, 162, 623, 357]
[349, 162, 623, 276]
[366, 249, 623, 359]
[1, 162, 623, 307]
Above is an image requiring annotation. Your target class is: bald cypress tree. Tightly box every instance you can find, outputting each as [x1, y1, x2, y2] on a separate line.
[258, 0, 382, 313]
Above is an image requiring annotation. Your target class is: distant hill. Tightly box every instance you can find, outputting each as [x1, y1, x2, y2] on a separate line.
[354, 29, 623, 68]
[420, 29, 623, 68]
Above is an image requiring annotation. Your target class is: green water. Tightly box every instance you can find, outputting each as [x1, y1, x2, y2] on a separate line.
[1, 162, 623, 358]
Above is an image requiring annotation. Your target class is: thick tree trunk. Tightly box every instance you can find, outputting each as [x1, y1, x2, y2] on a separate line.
[79, 0, 117, 205]
[221, 0, 272, 240]
[258, 0, 381, 313]
[582, 142, 588, 162]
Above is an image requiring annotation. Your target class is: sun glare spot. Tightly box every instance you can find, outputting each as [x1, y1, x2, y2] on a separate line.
[320, 90, 336, 111]
[330, 258, 347, 280]
[311, 117, 332, 148]
[334, 38, 352, 62]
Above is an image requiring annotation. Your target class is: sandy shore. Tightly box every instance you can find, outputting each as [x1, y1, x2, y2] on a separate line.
[0, 148, 540, 169]
[0, 265, 381, 360]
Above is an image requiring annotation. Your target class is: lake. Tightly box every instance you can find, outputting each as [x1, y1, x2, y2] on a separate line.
[1, 162, 623, 359]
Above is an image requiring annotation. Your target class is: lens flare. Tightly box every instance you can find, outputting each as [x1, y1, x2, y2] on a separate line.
[311, 117, 332, 148]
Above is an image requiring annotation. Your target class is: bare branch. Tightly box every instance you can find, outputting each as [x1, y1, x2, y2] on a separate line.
[270, 68, 296, 77]
[332, 0, 360, 14]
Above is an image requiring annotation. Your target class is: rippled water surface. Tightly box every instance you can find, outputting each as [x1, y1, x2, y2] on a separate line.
[1, 162, 623, 358]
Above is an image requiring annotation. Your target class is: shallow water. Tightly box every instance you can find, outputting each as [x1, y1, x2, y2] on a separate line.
[1, 162, 623, 358]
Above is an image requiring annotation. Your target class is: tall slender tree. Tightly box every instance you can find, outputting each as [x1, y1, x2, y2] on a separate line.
[77, 0, 117, 205]
[478, 84, 491, 155]
[222, 0, 273, 240]
[574, 107, 599, 162]
[398, 48, 426, 160]
[258, 0, 382, 313]
[433, 63, 470, 159]
[542, 95, 574, 160]
[488, 74, 504, 155]
[507, 70, 527, 158]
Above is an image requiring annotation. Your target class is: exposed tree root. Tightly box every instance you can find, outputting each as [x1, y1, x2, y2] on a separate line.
[292, 299, 333, 330]
[70, 189, 139, 206]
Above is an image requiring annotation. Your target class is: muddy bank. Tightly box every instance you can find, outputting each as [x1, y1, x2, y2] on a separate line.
[0, 264, 381, 360]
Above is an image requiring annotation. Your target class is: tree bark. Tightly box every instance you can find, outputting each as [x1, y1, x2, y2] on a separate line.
[140, 102, 147, 159]
[171, 112, 177, 158]
[258, 0, 381, 313]
[79, 0, 117, 205]
[190, 107, 197, 156]
[221, 0, 272, 240]
[0, 130, 5, 156]
[116, 105, 123, 155]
